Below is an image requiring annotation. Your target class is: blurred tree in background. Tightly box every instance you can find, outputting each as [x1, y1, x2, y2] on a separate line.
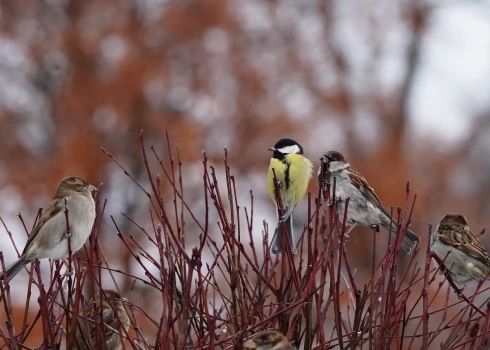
[2, 0, 490, 346]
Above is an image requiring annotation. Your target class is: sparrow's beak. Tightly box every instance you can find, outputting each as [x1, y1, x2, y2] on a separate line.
[88, 184, 97, 192]
[243, 339, 257, 349]
[268, 147, 276, 152]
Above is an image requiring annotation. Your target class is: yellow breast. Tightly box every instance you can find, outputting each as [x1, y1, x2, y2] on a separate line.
[267, 154, 313, 207]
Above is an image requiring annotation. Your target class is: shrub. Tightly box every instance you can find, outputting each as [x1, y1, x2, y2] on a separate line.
[1, 131, 489, 349]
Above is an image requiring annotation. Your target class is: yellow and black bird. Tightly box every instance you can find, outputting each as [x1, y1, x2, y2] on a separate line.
[267, 138, 313, 254]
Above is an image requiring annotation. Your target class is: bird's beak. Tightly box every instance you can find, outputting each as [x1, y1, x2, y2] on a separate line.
[88, 184, 97, 192]
[268, 147, 276, 152]
[243, 339, 257, 348]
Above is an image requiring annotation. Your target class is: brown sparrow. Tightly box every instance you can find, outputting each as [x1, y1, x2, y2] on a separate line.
[243, 330, 295, 350]
[1, 176, 96, 280]
[319, 151, 419, 253]
[431, 213, 490, 289]
[76, 289, 130, 350]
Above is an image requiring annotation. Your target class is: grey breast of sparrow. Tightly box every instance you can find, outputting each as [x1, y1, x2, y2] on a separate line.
[431, 213, 490, 289]
[76, 289, 130, 350]
[1, 176, 96, 281]
[243, 330, 296, 350]
[319, 151, 420, 253]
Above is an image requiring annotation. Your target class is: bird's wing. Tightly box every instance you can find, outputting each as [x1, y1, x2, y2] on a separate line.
[84, 298, 117, 337]
[438, 225, 490, 265]
[347, 169, 387, 213]
[22, 198, 64, 254]
[101, 301, 118, 337]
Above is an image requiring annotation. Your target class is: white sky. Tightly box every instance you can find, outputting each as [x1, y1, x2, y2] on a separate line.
[410, 2, 490, 144]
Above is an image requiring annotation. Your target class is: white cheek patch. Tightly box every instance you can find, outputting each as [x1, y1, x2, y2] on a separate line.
[328, 161, 349, 172]
[278, 145, 300, 154]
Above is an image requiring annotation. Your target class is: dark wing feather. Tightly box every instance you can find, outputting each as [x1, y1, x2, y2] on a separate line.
[80, 296, 117, 343]
[347, 169, 388, 214]
[22, 198, 63, 254]
[101, 301, 118, 337]
[347, 167, 420, 252]
[438, 224, 490, 265]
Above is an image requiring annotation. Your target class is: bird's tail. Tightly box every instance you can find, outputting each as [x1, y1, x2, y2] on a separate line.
[0, 256, 28, 281]
[272, 214, 296, 254]
[385, 219, 420, 253]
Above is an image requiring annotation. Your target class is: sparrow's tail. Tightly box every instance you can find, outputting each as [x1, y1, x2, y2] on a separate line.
[385, 220, 420, 253]
[272, 213, 296, 254]
[0, 256, 29, 281]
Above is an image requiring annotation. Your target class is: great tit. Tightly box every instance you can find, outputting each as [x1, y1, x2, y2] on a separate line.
[267, 138, 313, 254]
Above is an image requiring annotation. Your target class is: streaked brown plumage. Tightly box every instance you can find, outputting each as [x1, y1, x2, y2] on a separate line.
[431, 213, 490, 288]
[1, 176, 96, 281]
[76, 289, 130, 350]
[243, 330, 295, 350]
[319, 151, 419, 253]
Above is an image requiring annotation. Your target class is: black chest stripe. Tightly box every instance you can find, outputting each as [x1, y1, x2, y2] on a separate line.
[284, 160, 291, 190]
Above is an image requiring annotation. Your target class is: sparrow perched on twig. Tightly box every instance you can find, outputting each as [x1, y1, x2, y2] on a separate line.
[267, 138, 313, 254]
[431, 213, 490, 289]
[243, 330, 295, 350]
[1, 176, 96, 281]
[319, 151, 419, 253]
[76, 289, 130, 350]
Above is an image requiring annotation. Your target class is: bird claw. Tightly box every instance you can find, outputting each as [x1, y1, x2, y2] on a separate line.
[279, 207, 293, 223]
[320, 179, 330, 187]
[329, 197, 341, 207]
[457, 288, 464, 299]
[65, 229, 72, 238]
[339, 232, 351, 243]
[370, 224, 380, 233]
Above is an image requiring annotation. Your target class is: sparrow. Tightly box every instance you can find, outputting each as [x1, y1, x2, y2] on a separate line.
[267, 138, 313, 254]
[76, 289, 130, 350]
[243, 330, 295, 350]
[430, 213, 490, 289]
[319, 151, 419, 253]
[1, 176, 96, 281]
